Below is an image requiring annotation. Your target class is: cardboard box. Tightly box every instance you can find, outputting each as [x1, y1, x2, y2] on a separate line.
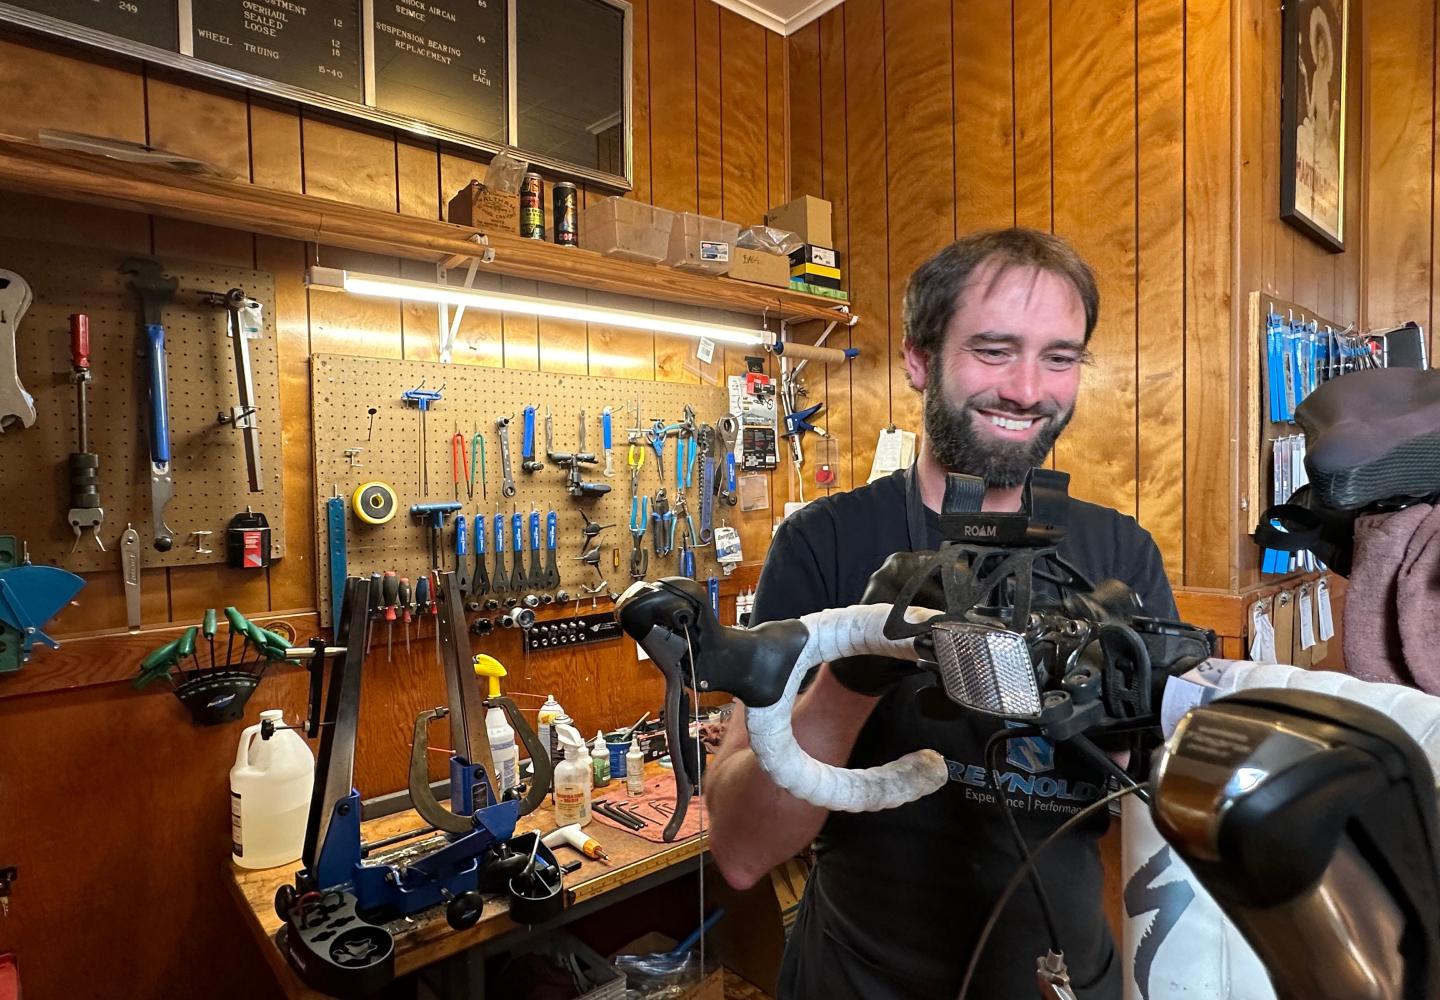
[446, 180, 520, 234]
[727, 247, 792, 288]
[789, 243, 839, 269]
[765, 195, 833, 249]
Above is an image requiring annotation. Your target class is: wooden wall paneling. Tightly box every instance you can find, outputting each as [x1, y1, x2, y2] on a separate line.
[653, 330, 701, 385]
[884, 0, 953, 441]
[1364, 0, 1434, 329]
[842, 0, 891, 479]
[0, 33, 146, 143]
[952, 0, 1016, 236]
[766, 29, 787, 210]
[1184, 0, 1237, 589]
[1259, 0, 1292, 301]
[630, 0, 653, 204]
[248, 98, 303, 194]
[448, 268, 506, 368]
[1012, 0, 1052, 232]
[400, 258, 443, 363]
[500, 276, 541, 371]
[1135, 0, 1188, 581]
[818, 10, 853, 491]
[396, 138, 441, 220]
[0, 683, 299, 1000]
[256, 236, 316, 612]
[308, 247, 405, 357]
[144, 72, 252, 180]
[299, 114, 400, 213]
[1050, 0, 1138, 519]
[1337, 4, 1366, 329]
[585, 291, 656, 380]
[647, 0, 699, 214]
[787, 21, 823, 201]
[438, 150, 492, 221]
[536, 281, 591, 375]
[720, 11, 769, 228]
[696, 1, 724, 220]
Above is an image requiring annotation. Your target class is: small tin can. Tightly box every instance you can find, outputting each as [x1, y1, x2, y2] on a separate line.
[552, 181, 579, 246]
[520, 172, 545, 240]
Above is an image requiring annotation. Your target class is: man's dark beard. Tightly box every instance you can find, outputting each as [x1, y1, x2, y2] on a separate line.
[923, 387, 1072, 488]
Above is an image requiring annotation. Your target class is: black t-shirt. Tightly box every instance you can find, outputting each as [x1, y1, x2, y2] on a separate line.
[750, 469, 1177, 1000]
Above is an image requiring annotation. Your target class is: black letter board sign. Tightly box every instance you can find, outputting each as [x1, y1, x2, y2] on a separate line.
[372, 0, 506, 141]
[0, 0, 629, 187]
[191, 0, 364, 103]
[4, 0, 177, 50]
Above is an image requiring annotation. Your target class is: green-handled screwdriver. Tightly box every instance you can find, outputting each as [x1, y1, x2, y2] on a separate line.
[202, 608, 217, 675]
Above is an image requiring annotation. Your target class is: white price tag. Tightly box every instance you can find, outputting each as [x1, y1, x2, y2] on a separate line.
[1249, 600, 1277, 662]
[1316, 577, 1335, 641]
[1297, 584, 1316, 649]
[696, 337, 716, 364]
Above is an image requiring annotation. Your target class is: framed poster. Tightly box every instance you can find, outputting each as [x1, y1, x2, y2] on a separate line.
[1281, 0, 1349, 252]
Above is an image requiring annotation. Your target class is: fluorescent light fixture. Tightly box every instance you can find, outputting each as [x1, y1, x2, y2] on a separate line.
[307, 266, 765, 347]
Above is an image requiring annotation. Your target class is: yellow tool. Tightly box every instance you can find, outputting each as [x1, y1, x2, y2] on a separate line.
[351, 481, 398, 524]
[473, 652, 506, 695]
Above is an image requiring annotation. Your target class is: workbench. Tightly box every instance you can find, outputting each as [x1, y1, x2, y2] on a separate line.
[227, 763, 707, 999]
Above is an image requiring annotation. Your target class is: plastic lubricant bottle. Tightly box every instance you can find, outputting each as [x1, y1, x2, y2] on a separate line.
[537, 694, 563, 764]
[591, 731, 611, 788]
[230, 709, 314, 869]
[626, 742, 645, 796]
[552, 724, 591, 827]
[474, 654, 518, 794]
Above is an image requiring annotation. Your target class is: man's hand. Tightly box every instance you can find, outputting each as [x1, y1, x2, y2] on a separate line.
[830, 551, 945, 696]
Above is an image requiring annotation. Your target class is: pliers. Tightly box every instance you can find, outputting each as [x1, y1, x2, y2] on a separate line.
[651, 489, 675, 557]
[629, 494, 650, 579]
[674, 406, 697, 492]
[647, 418, 668, 481]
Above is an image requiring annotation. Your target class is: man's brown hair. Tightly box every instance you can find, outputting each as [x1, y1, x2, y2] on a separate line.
[901, 228, 1100, 364]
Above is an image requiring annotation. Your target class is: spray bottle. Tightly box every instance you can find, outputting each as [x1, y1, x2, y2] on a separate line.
[473, 654, 518, 793]
[537, 693, 564, 762]
[552, 724, 591, 827]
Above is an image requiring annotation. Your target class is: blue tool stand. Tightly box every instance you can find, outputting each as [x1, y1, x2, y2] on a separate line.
[278, 574, 562, 999]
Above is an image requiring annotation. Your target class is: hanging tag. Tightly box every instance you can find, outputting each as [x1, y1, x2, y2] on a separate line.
[1297, 583, 1316, 649]
[696, 337, 716, 364]
[1249, 598, 1277, 662]
[1316, 576, 1335, 640]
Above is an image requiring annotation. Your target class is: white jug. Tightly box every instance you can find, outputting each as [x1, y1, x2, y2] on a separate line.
[230, 709, 314, 869]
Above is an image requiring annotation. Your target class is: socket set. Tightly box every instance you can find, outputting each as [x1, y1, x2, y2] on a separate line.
[523, 611, 623, 652]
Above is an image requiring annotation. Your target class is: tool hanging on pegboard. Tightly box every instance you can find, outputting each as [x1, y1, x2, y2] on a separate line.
[0, 536, 84, 673]
[207, 288, 266, 493]
[65, 313, 105, 551]
[402, 381, 443, 495]
[122, 257, 179, 552]
[0, 269, 36, 432]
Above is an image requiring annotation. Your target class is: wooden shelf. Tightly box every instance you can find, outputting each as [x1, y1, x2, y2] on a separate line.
[0, 134, 855, 326]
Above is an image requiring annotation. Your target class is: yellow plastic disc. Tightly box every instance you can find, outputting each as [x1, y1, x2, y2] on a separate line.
[351, 481, 398, 525]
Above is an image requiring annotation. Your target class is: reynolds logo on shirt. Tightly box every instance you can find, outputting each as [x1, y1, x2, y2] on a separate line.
[944, 730, 1103, 816]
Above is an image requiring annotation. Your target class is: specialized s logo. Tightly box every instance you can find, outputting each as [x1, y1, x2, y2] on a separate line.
[1123, 845, 1195, 1000]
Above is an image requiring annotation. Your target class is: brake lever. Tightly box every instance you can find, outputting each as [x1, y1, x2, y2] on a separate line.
[616, 577, 808, 841]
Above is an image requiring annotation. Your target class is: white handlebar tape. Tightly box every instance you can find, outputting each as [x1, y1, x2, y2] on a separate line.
[745, 604, 950, 812]
[1222, 662, 1440, 781]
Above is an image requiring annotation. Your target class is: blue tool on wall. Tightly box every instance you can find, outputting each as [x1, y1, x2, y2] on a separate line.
[326, 492, 347, 625]
[0, 537, 84, 673]
[401, 381, 443, 495]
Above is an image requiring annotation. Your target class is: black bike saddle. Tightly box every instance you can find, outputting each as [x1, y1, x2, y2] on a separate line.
[1299, 366, 1440, 510]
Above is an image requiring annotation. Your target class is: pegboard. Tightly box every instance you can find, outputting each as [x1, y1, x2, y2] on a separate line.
[312, 355, 735, 625]
[1, 239, 287, 571]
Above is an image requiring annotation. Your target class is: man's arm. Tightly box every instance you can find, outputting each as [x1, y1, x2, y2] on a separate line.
[705, 664, 879, 890]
